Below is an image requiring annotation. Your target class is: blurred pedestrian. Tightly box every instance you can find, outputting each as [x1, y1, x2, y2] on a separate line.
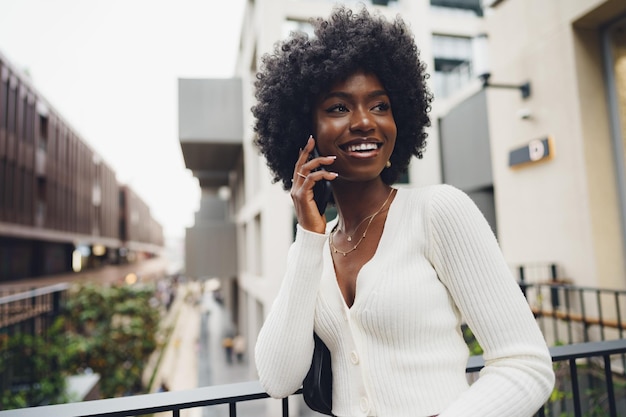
[233, 334, 246, 363]
[222, 336, 234, 364]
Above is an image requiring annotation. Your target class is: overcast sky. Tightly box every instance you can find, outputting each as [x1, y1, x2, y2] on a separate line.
[0, 0, 246, 239]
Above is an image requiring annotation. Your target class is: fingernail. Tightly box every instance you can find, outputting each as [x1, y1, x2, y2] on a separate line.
[328, 155, 337, 159]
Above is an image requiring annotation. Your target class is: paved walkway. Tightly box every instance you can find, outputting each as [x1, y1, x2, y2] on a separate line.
[152, 282, 257, 417]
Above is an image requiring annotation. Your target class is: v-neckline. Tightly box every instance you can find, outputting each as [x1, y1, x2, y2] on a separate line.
[326, 188, 402, 310]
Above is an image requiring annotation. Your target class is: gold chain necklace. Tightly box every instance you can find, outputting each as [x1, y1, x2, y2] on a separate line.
[329, 188, 395, 257]
[343, 214, 374, 242]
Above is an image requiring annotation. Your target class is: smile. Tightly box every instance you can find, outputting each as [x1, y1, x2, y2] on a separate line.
[345, 143, 380, 152]
[341, 142, 382, 153]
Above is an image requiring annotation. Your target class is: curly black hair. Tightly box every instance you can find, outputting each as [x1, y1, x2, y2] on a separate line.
[252, 5, 433, 190]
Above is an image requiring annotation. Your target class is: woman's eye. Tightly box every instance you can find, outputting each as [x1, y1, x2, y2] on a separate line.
[373, 102, 390, 111]
[326, 104, 349, 113]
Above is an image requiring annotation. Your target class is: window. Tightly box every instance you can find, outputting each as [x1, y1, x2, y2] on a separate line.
[38, 114, 48, 151]
[0, 73, 8, 130]
[432, 34, 474, 99]
[430, 0, 483, 17]
[282, 19, 314, 39]
[7, 79, 16, 134]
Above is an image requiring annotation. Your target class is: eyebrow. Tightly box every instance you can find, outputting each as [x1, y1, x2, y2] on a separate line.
[321, 90, 389, 101]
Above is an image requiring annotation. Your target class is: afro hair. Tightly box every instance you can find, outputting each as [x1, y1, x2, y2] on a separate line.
[252, 5, 433, 190]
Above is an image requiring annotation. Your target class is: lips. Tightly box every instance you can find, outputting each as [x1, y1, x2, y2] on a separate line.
[339, 139, 382, 154]
[344, 142, 380, 152]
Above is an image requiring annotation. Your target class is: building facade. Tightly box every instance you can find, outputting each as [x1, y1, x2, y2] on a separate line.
[0, 50, 164, 283]
[479, 0, 626, 293]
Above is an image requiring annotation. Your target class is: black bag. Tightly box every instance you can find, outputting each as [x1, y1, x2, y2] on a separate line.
[302, 333, 333, 416]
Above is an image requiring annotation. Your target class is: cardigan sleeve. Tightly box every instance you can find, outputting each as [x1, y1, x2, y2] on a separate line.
[254, 224, 328, 399]
[428, 185, 555, 417]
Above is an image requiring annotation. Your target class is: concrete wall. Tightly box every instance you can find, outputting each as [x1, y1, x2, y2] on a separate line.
[484, 0, 626, 287]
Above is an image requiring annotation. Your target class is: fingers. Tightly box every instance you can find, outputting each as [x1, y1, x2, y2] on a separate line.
[292, 135, 337, 184]
[292, 136, 315, 182]
[290, 135, 338, 233]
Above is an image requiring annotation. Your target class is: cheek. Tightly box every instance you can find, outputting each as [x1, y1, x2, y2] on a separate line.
[385, 120, 398, 157]
[383, 118, 397, 140]
[313, 119, 344, 148]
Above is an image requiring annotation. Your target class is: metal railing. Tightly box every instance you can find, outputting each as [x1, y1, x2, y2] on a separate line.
[521, 282, 626, 343]
[514, 263, 625, 339]
[0, 283, 70, 396]
[0, 283, 69, 331]
[0, 339, 624, 417]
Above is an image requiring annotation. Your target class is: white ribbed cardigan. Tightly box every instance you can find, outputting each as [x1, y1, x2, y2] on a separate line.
[255, 184, 554, 417]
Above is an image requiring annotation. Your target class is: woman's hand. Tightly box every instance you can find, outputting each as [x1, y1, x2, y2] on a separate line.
[291, 135, 338, 234]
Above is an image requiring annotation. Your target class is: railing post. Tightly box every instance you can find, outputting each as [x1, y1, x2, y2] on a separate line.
[604, 355, 617, 417]
[550, 264, 559, 308]
[568, 359, 582, 417]
[596, 290, 605, 341]
[615, 291, 626, 374]
[564, 287, 573, 344]
[518, 265, 527, 297]
[282, 396, 289, 417]
[579, 289, 589, 342]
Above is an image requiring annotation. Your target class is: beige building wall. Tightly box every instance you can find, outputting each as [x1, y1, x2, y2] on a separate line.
[484, 0, 626, 289]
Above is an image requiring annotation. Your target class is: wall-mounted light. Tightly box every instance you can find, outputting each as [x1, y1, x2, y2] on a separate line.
[473, 34, 531, 99]
[479, 73, 531, 99]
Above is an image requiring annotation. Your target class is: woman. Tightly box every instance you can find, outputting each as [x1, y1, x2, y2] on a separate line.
[253, 6, 554, 417]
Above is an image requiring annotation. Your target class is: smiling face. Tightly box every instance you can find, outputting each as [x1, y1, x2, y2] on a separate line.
[313, 70, 397, 184]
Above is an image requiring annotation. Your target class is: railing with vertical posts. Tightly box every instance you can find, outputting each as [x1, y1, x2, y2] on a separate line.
[0, 339, 624, 417]
[0, 283, 70, 396]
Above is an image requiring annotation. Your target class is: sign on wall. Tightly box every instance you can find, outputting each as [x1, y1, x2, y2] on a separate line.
[509, 136, 554, 168]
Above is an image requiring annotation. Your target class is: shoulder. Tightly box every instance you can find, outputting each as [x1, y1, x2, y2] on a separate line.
[398, 183, 470, 207]
[399, 184, 481, 228]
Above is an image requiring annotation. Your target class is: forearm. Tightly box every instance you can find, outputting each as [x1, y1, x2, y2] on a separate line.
[255, 225, 327, 398]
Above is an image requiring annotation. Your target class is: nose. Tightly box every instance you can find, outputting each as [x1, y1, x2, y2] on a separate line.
[349, 107, 375, 133]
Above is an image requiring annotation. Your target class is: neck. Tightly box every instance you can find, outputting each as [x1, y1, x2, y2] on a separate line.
[332, 179, 394, 232]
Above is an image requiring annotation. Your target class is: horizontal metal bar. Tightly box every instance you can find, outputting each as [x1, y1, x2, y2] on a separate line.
[522, 282, 626, 295]
[450, 339, 626, 373]
[0, 283, 70, 305]
[0, 381, 269, 417]
[548, 339, 626, 361]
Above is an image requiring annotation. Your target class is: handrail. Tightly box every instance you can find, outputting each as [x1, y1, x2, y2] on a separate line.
[465, 338, 626, 372]
[1, 339, 625, 417]
[0, 283, 70, 305]
[0, 381, 270, 417]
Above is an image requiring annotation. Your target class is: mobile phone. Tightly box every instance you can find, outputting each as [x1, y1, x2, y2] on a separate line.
[311, 148, 332, 215]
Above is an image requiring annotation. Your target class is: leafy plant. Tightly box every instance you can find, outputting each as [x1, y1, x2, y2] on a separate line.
[461, 324, 483, 356]
[63, 283, 161, 398]
[0, 317, 70, 409]
[1, 282, 163, 409]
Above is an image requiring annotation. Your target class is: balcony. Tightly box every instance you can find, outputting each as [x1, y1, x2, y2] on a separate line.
[0, 339, 623, 417]
[178, 78, 243, 189]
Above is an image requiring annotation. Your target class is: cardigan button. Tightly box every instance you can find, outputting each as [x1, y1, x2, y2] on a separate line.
[359, 397, 370, 413]
[350, 351, 359, 364]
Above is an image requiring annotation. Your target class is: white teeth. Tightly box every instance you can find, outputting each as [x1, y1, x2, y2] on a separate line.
[346, 143, 378, 152]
